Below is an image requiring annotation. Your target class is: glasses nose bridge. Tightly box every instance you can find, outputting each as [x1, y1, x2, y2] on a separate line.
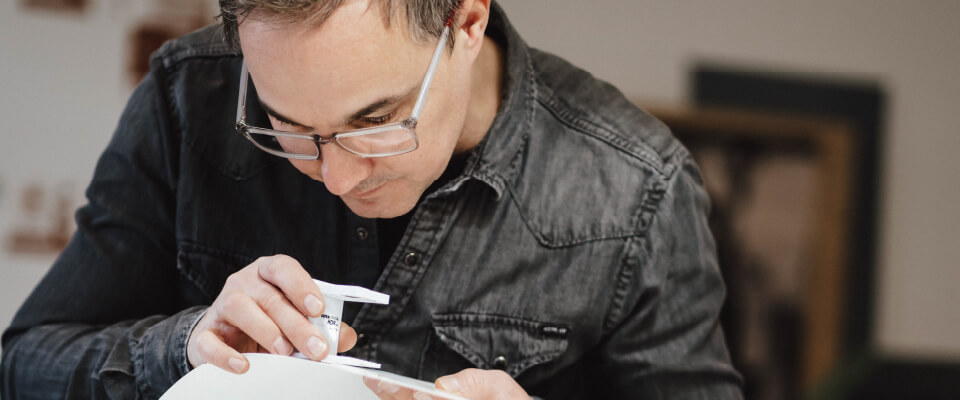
[312, 134, 339, 159]
[315, 134, 337, 146]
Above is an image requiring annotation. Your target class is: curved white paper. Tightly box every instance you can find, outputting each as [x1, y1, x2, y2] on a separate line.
[160, 353, 467, 400]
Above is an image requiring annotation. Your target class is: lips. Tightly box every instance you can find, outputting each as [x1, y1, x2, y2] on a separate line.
[350, 180, 387, 199]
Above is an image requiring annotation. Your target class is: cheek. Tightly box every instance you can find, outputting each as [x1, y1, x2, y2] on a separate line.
[423, 82, 469, 146]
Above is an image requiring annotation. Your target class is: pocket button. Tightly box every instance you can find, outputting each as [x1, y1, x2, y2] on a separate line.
[492, 355, 508, 371]
[403, 252, 421, 267]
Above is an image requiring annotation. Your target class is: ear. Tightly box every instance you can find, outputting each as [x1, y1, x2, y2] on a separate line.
[454, 0, 492, 62]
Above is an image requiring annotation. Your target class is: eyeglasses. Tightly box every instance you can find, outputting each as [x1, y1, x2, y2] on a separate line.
[234, 25, 451, 160]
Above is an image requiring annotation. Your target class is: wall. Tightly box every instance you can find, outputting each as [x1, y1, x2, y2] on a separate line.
[1, 0, 958, 362]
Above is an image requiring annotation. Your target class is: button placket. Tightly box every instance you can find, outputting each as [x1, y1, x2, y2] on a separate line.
[350, 193, 469, 362]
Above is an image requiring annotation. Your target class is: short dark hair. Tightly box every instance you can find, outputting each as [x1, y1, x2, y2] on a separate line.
[218, 0, 463, 50]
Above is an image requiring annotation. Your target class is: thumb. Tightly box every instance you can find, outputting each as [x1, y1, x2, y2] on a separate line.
[436, 368, 528, 399]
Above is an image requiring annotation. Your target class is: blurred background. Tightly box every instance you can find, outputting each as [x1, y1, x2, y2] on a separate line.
[0, 0, 957, 398]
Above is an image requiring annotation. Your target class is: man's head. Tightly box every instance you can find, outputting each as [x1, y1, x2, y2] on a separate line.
[221, 0, 496, 219]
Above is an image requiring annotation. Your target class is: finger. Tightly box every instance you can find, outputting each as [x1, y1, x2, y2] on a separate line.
[248, 278, 329, 360]
[195, 329, 249, 374]
[380, 380, 416, 400]
[363, 377, 387, 398]
[218, 291, 294, 356]
[339, 322, 358, 352]
[364, 377, 431, 400]
[411, 392, 436, 400]
[437, 368, 528, 398]
[256, 255, 326, 317]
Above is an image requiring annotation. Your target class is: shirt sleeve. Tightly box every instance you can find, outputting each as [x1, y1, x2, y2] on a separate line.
[1, 71, 201, 399]
[588, 152, 744, 399]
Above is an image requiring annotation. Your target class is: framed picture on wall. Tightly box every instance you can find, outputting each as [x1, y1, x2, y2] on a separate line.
[692, 65, 885, 358]
[641, 104, 856, 400]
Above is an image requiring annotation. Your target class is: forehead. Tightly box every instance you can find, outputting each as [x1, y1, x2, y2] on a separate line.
[238, 1, 429, 127]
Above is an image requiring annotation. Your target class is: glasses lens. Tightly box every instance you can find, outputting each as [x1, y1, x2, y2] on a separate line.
[337, 128, 417, 157]
[247, 131, 319, 158]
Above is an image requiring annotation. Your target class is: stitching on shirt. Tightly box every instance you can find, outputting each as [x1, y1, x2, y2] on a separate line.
[354, 196, 463, 336]
[602, 151, 685, 333]
[533, 80, 666, 172]
[156, 29, 237, 69]
[501, 183, 645, 248]
[431, 313, 569, 377]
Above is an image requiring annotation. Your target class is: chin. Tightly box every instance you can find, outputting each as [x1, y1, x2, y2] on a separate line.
[342, 196, 417, 219]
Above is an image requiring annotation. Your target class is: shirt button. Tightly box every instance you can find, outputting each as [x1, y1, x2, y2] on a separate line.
[492, 355, 508, 370]
[355, 227, 369, 240]
[356, 333, 369, 347]
[403, 252, 421, 267]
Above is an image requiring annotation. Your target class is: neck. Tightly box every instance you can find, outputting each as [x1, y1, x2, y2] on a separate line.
[455, 35, 504, 155]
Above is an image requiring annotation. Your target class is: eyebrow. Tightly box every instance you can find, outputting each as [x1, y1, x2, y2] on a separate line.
[258, 86, 419, 131]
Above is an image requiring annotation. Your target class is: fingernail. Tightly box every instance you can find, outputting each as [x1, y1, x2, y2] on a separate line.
[273, 336, 293, 355]
[437, 376, 461, 393]
[304, 294, 324, 316]
[228, 357, 246, 373]
[307, 336, 327, 358]
[369, 379, 383, 394]
[379, 381, 401, 394]
[414, 392, 434, 400]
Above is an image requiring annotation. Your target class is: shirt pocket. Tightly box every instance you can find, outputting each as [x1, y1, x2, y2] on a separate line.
[418, 313, 569, 382]
[176, 241, 255, 305]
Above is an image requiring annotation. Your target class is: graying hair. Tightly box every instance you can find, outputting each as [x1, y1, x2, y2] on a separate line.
[218, 0, 463, 50]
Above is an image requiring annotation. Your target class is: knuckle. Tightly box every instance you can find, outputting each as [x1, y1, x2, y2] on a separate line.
[459, 368, 485, 389]
[258, 254, 297, 281]
[261, 291, 290, 312]
[218, 292, 247, 314]
[257, 257, 278, 280]
[224, 272, 243, 288]
[491, 369, 511, 380]
[296, 318, 317, 335]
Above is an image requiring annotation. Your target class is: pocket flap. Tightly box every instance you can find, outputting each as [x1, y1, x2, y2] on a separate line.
[431, 313, 569, 378]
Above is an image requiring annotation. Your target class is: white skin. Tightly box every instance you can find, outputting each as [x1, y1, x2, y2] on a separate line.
[186, 0, 527, 398]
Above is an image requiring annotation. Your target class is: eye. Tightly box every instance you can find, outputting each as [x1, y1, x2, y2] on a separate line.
[357, 110, 397, 127]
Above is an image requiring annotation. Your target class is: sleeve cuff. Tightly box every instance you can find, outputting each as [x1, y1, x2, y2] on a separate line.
[133, 305, 208, 398]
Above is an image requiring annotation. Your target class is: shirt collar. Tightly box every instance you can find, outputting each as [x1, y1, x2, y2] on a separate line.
[430, 1, 535, 201]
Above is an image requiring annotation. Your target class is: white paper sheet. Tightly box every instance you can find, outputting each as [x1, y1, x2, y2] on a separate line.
[160, 353, 467, 400]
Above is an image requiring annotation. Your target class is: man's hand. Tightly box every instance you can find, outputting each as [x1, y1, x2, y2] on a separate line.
[363, 368, 529, 400]
[186, 254, 357, 373]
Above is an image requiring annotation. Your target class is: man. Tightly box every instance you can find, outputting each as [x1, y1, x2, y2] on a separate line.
[1, 0, 743, 398]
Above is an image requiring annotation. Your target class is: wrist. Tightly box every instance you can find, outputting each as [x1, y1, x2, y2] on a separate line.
[182, 307, 209, 373]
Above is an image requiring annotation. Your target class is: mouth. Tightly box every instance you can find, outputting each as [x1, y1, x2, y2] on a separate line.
[350, 180, 388, 199]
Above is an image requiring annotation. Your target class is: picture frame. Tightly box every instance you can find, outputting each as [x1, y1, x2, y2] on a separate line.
[641, 104, 856, 400]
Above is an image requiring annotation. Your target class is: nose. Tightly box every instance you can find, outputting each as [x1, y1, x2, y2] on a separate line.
[318, 143, 373, 196]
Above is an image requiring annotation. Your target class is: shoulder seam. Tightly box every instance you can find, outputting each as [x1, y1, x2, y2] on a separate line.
[150, 27, 239, 71]
[532, 77, 674, 173]
[158, 43, 239, 70]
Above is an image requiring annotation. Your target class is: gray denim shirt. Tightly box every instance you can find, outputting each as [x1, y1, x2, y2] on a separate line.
[1, 3, 742, 399]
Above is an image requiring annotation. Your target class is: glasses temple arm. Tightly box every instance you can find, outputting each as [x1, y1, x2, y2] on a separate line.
[236, 61, 249, 123]
[411, 26, 450, 120]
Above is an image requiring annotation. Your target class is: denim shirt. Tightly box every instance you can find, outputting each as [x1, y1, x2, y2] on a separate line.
[1, 4, 742, 399]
